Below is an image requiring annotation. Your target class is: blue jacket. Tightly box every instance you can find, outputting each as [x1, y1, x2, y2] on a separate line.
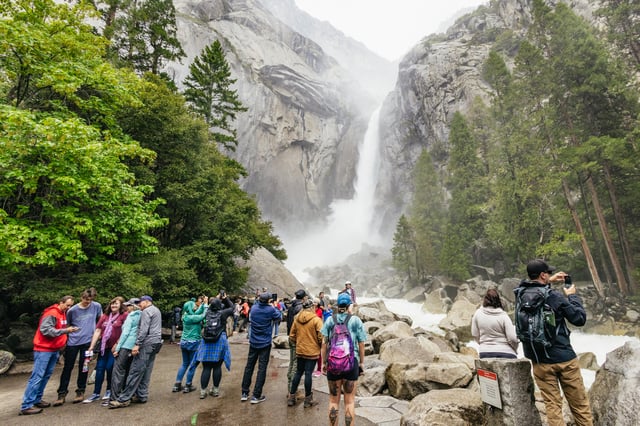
[517, 280, 587, 364]
[116, 310, 141, 351]
[249, 301, 282, 349]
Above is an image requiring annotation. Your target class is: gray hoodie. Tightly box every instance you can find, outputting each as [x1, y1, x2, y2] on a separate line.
[471, 306, 518, 355]
[135, 304, 162, 346]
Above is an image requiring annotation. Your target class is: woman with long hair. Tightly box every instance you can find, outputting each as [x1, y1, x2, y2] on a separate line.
[83, 297, 127, 403]
[471, 288, 519, 359]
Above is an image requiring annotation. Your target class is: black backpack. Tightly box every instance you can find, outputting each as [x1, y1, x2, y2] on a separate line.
[202, 309, 224, 343]
[514, 285, 557, 354]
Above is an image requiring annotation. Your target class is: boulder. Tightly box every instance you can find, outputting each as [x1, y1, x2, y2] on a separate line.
[372, 321, 414, 353]
[589, 340, 640, 426]
[412, 329, 457, 353]
[577, 352, 599, 371]
[403, 286, 427, 303]
[272, 335, 290, 349]
[386, 362, 473, 400]
[363, 321, 384, 335]
[0, 350, 16, 375]
[357, 366, 387, 397]
[423, 290, 447, 314]
[379, 336, 440, 364]
[400, 388, 483, 425]
[456, 283, 482, 305]
[438, 298, 477, 342]
[433, 352, 476, 371]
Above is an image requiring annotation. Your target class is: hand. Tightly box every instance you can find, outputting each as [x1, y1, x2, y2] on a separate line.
[359, 366, 364, 376]
[549, 271, 568, 283]
[132, 345, 140, 356]
[67, 326, 79, 333]
[112, 350, 119, 358]
[563, 284, 577, 296]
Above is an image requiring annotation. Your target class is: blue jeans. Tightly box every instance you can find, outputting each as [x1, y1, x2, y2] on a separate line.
[93, 350, 115, 394]
[175, 341, 199, 385]
[22, 351, 59, 410]
[241, 345, 271, 398]
[290, 357, 317, 397]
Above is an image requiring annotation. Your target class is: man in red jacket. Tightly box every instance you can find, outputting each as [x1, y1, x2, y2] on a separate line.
[19, 296, 79, 416]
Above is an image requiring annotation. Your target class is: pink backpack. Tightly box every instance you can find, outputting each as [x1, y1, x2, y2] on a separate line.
[327, 313, 355, 375]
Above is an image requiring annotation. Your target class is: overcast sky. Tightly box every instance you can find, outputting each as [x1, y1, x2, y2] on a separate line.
[294, 0, 488, 61]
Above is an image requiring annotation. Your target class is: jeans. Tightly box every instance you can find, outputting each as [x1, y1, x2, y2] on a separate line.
[57, 343, 91, 396]
[200, 360, 224, 389]
[241, 345, 271, 398]
[117, 343, 162, 402]
[272, 321, 280, 337]
[93, 350, 115, 395]
[21, 351, 59, 410]
[110, 348, 132, 401]
[175, 341, 199, 385]
[287, 342, 297, 391]
[290, 357, 317, 397]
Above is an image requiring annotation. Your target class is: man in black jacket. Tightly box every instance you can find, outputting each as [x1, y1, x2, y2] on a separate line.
[286, 289, 306, 392]
[518, 259, 593, 426]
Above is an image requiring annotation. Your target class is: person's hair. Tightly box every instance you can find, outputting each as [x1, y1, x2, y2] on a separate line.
[107, 296, 126, 314]
[81, 287, 97, 299]
[482, 288, 503, 309]
[59, 295, 74, 304]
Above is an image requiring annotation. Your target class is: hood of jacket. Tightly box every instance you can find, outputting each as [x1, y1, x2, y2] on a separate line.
[295, 309, 317, 324]
[480, 306, 506, 316]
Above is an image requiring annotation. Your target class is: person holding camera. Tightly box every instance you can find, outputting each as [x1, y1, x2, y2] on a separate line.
[517, 259, 593, 426]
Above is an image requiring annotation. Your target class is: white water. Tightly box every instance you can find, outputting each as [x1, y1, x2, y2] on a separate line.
[358, 296, 638, 389]
[283, 106, 385, 280]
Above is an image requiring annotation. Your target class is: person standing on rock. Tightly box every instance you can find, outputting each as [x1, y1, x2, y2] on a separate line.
[286, 289, 306, 393]
[240, 292, 282, 404]
[287, 298, 323, 408]
[109, 295, 162, 408]
[19, 295, 78, 416]
[471, 288, 518, 359]
[53, 287, 102, 406]
[338, 281, 357, 305]
[518, 259, 593, 426]
[321, 293, 367, 426]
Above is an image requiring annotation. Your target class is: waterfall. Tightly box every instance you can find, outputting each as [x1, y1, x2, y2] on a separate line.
[284, 106, 384, 280]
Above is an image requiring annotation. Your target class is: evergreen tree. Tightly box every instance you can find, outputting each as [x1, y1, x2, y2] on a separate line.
[391, 215, 416, 283]
[183, 40, 247, 151]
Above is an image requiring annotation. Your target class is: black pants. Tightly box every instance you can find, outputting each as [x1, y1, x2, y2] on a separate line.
[200, 360, 224, 389]
[290, 357, 317, 397]
[241, 345, 271, 398]
[57, 343, 91, 395]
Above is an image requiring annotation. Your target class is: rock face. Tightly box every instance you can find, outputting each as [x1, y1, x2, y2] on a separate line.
[236, 247, 302, 297]
[401, 388, 484, 426]
[168, 0, 386, 233]
[589, 340, 640, 426]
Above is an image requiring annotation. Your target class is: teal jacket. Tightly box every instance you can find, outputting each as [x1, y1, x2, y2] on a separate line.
[181, 301, 207, 342]
[116, 310, 141, 351]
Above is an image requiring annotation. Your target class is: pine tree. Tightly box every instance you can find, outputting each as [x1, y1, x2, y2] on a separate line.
[183, 40, 247, 151]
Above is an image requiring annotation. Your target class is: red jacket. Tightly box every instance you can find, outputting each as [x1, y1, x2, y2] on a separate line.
[33, 304, 68, 352]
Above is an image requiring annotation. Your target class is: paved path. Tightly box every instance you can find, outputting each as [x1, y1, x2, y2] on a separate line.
[0, 333, 402, 425]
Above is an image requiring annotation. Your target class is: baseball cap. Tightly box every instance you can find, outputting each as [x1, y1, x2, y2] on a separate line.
[337, 293, 351, 307]
[294, 289, 306, 299]
[259, 292, 271, 302]
[302, 299, 314, 309]
[345, 281, 352, 286]
[526, 259, 556, 277]
[124, 298, 140, 306]
[140, 295, 153, 302]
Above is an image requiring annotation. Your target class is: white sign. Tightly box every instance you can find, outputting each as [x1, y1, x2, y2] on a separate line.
[477, 368, 502, 409]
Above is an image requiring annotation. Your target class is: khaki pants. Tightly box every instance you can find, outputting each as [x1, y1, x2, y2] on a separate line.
[532, 358, 593, 426]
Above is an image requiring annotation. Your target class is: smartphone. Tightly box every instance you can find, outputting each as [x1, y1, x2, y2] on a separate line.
[564, 275, 572, 288]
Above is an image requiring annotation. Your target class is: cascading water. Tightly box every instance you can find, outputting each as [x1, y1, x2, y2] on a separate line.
[284, 106, 385, 280]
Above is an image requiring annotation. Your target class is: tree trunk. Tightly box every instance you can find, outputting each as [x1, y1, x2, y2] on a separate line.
[561, 179, 605, 298]
[585, 175, 629, 296]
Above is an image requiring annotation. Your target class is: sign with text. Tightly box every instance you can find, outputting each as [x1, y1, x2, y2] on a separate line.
[477, 368, 502, 409]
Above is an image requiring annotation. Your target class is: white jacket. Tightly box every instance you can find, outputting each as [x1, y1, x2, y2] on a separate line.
[471, 306, 518, 355]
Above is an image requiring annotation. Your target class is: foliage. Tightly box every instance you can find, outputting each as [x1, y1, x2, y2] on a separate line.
[183, 40, 247, 151]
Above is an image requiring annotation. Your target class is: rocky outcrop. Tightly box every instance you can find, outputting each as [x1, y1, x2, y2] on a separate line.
[589, 340, 640, 426]
[237, 247, 302, 298]
[400, 388, 484, 425]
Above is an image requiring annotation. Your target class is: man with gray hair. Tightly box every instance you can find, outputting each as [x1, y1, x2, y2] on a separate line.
[109, 295, 162, 408]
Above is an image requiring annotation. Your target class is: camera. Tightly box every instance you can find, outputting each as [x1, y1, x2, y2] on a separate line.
[564, 275, 572, 288]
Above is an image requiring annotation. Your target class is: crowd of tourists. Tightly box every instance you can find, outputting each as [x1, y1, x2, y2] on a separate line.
[18, 281, 367, 426]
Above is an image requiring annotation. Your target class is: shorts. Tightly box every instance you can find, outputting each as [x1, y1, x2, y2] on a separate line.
[326, 359, 359, 382]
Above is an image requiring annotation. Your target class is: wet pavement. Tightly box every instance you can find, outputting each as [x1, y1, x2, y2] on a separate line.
[0, 333, 383, 425]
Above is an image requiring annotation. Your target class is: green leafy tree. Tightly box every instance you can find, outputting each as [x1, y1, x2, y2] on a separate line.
[391, 215, 416, 282]
[183, 40, 247, 150]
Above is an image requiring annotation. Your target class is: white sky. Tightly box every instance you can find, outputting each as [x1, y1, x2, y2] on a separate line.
[295, 0, 488, 61]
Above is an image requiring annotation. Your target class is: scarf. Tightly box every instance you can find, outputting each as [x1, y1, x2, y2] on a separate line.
[101, 312, 119, 355]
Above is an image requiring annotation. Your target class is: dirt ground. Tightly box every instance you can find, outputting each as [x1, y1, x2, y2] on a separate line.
[0, 333, 376, 426]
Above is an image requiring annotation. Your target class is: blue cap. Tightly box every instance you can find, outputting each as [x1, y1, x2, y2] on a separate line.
[337, 293, 351, 307]
[140, 295, 153, 302]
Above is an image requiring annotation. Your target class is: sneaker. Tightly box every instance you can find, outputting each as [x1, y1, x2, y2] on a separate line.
[312, 371, 322, 378]
[172, 383, 182, 392]
[108, 400, 130, 409]
[209, 387, 219, 397]
[101, 400, 110, 407]
[250, 395, 266, 404]
[183, 384, 196, 393]
[199, 390, 207, 399]
[82, 393, 101, 403]
[240, 392, 249, 402]
[102, 391, 111, 400]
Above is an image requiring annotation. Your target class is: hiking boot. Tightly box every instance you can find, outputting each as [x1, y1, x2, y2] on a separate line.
[19, 407, 43, 415]
[52, 395, 65, 407]
[303, 393, 318, 408]
[287, 393, 296, 407]
[34, 400, 51, 408]
[108, 400, 130, 409]
[172, 382, 182, 392]
[72, 392, 84, 404]
[182, 383, 196, 393]
[199, 389, 207, 399]
[131, 395, 146, 404]
[209, 387, 219, 397]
